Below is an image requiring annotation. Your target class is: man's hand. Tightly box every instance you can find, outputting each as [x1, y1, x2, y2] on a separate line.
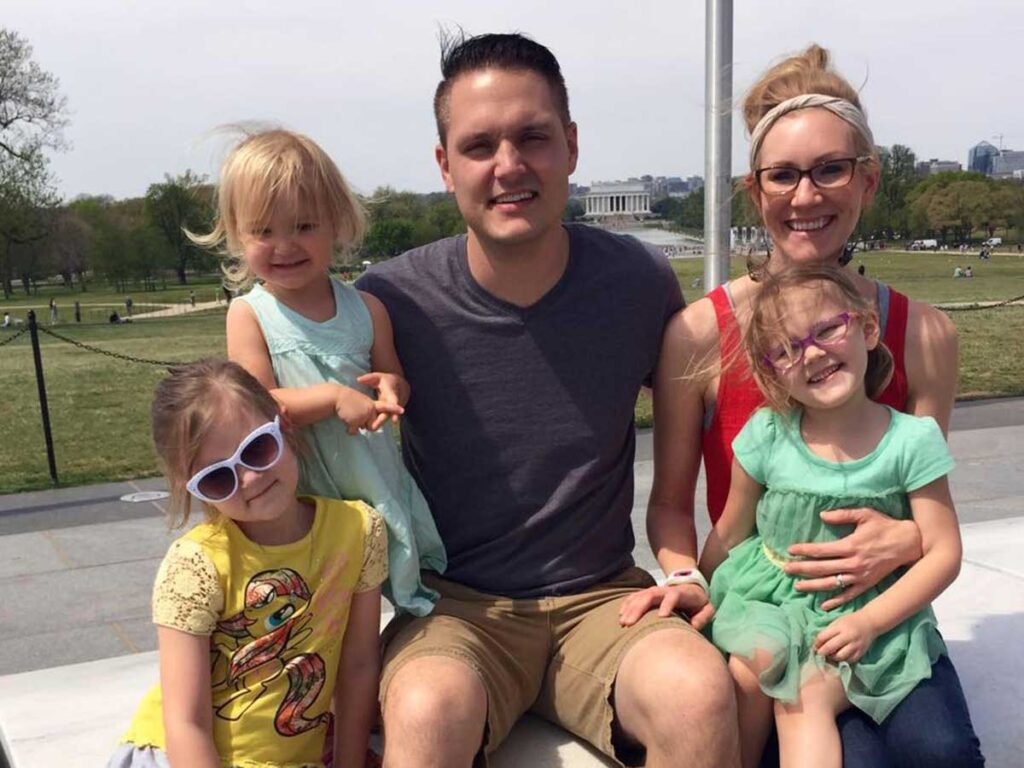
[618, 584, 715, 631]
[784, 507, 922, 611]
[814, 611, 878, 663]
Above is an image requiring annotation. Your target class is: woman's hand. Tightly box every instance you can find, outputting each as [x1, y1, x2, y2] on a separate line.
[784, 507, 923, 611]
[814, 610, 878, 663]
[618, 584, 715, 631]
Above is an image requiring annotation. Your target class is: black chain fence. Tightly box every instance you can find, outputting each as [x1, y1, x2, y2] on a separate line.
[34, 325, 185, 368]
[937, 293, 1024, 313]
[0, 328, 28, 348]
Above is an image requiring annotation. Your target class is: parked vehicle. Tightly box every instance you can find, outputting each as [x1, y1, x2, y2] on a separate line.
[909, 239, 939, 251]
[983, 237, 1003, 247]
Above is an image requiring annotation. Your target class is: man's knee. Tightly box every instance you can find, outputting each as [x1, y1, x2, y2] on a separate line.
[617, 629, 736, 735]
[384, 655, 488, 736]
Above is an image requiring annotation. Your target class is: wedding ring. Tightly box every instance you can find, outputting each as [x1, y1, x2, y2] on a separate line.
[835, 573, 848, 590]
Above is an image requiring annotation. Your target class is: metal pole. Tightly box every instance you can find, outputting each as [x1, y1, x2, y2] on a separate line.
[27, 310, 59, 485]
[704, 0, 733, 291]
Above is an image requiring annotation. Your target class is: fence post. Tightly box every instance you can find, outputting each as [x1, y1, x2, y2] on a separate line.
[27, 310, 59, 485]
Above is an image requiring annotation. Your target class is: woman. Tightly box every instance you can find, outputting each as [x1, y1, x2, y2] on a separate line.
[627, 45, 983, 766]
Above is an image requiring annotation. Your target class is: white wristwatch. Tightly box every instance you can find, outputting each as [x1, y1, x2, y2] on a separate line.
[661, 568, 710, 597]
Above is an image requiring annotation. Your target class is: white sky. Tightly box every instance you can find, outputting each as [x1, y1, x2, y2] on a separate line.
[7, 0, 1024, 200]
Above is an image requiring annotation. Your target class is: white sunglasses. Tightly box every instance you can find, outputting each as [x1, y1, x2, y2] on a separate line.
[186, 416, 284, 503]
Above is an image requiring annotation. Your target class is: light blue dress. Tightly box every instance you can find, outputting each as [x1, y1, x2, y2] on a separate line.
[709, 407, 952, 723]
[239, 279, 446, 615]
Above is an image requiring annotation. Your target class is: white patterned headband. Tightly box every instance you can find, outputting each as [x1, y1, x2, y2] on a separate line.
[748, 94, 875, 170]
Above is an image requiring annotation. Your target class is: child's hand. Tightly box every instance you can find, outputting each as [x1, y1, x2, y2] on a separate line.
[814, 611, 878, 663]
[334, 386, 403, 435]
[618, 584, 715, 631]
[357, 372, 409, 430]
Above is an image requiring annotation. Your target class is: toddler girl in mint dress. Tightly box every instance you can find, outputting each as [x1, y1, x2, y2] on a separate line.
[699, 266, 968, 768]
[195, 128, 445, 615]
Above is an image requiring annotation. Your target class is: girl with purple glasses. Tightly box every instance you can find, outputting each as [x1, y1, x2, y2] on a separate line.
[109, 359, 385, 768]
[698, 266, 968, 768]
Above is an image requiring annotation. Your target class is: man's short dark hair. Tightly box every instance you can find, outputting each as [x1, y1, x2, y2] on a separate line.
[433, 31, 571, 147]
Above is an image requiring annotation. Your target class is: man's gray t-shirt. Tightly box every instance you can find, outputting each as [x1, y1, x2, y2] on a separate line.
[357, 223, 684, 597]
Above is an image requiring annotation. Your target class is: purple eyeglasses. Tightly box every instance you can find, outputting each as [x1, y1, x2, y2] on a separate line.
[764, 312, 856, 371]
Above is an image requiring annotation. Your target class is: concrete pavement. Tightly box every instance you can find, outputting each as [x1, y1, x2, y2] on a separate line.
[0, 398, 1021, 766]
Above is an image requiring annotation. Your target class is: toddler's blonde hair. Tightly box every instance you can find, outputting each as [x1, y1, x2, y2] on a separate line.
[191, 128, 365, 290]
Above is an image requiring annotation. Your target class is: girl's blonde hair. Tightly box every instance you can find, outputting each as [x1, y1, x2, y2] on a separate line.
[190, 128, 366, 290]
[150, 358, 303, 528]
[744, 265, 894, 413]
[740, 45, 880, 277]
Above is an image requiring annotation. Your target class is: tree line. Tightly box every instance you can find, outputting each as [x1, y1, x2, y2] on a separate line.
[651, 144, 1024, 245]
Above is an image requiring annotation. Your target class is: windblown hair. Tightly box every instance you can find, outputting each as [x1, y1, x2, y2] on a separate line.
[744, 265, 893, 413]
[189, 128, 365, 290]
[150, 358, 303, 527]
[433, 31, 570, 146]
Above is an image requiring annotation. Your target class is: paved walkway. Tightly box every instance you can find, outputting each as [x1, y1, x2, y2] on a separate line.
[0, 398, 1021, 766]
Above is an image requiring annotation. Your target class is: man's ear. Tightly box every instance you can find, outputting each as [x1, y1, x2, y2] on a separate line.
[565, 122, 579, 175]
[436, 143, 455, 193]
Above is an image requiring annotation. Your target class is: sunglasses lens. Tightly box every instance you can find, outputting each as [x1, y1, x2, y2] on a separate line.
[197, 467, 236, 501]
[240, 432, 280, 469]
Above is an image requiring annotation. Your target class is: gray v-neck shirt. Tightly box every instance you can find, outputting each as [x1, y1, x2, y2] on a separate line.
[357, 224, 684, 597]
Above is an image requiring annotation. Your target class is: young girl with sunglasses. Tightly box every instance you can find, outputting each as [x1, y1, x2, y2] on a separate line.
[109, 359, 385, 768]
[194, 128, 445, 617]
[698, 266, 967, 768]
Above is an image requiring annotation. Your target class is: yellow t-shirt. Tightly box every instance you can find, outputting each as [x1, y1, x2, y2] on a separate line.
[122, 496, 387, 768]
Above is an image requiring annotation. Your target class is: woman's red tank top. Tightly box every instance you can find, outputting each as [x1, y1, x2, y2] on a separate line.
[700, 283, 910, 524]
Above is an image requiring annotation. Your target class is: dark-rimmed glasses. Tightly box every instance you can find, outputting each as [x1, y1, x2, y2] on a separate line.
[754, 157, 870, 197]
[186, 416, 284, 503]
[764, 312, 856, 372]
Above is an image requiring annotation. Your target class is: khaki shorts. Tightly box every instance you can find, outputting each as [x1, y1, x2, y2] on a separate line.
[380, 567, 696, 766]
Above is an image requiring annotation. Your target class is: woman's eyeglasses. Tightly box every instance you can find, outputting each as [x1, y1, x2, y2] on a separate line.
[764, 312, 856, 372]
[186, 416, 284, 503]
[754, 157, 870, 197]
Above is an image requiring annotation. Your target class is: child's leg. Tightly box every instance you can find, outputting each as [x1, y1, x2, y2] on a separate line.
[774, 669, 850, 768]
[728, 653, 776, 768]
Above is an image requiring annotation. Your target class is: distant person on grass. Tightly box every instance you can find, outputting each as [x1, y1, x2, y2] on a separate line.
[109, 359, 386, 768]
[197, 128, 445, 617]
[357, 32, 738, 768]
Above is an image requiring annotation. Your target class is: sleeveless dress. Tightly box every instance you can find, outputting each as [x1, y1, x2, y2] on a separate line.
[701, 281, 910, 523]
[239, 279, 446, 615]
[708, 407, 951, 724]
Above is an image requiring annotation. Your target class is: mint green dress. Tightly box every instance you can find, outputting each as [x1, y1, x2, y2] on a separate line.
[709, 407, 953, 723]
[239, 279, 446, 615]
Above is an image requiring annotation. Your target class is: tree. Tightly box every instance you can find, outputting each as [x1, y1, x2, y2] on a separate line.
[0, 29, 69, 297]
[861, 144, 917, 239]
[144, 170, 212, 284]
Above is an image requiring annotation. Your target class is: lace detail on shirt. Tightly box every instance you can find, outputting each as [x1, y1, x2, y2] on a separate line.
[152, 539, 223, 635]
[355, 506, 388, 592]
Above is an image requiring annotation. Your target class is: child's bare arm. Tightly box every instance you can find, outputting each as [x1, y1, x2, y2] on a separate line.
[159, 626, 220, 768]
[699, 458, 762, 578]
[815, 476, 961, 662]
[226, 299, 401, 432]
[332, 587, 382, 768]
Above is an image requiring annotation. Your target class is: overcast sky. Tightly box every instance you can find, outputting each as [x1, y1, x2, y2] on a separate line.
[7, 1, 1024, 200]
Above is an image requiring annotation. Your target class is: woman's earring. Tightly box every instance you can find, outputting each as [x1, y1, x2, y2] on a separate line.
[839, 242, 855, 266]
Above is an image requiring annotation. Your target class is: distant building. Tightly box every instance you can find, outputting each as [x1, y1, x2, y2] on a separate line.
[968, 141, 1000, 175]
[583, 181, 651, 218]
[915, 158, 962, 176]
[992, 150, 1024, 179]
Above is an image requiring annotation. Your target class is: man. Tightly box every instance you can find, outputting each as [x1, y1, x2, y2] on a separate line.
[358, 33, 738, 768]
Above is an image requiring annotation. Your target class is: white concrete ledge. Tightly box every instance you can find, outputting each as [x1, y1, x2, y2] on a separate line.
[1, 519, 1021, 767]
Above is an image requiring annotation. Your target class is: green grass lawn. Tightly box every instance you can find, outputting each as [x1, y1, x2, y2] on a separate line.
[1, 253, 1023, 493]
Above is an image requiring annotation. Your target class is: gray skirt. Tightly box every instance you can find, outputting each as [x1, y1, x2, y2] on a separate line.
[106, 743, 170, 768]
